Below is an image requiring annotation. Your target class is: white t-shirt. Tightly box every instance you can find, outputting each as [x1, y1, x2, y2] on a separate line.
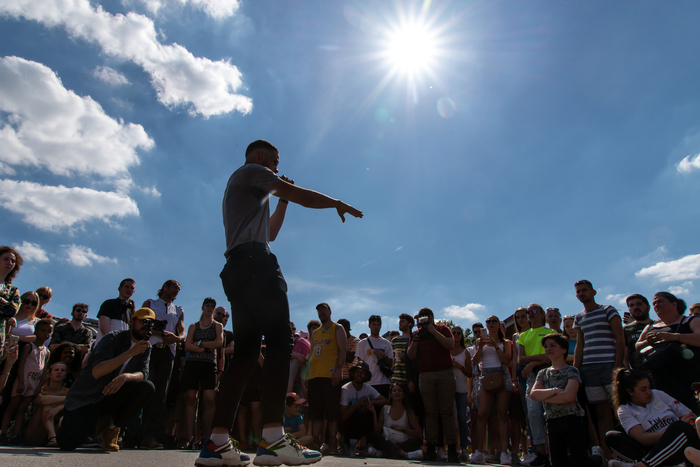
[355, 336, 393, 386]
[452, 349, 469, 394]
[618, 390, 692, 435]
[340, 382, 381, 406]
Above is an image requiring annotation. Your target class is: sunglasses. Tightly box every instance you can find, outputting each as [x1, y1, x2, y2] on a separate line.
[485, 319, 499, 324]
[453, 332, 463, 336]
[74, 309, 87, 313]
[40, 294, 51, 300]
[22, 299, 38, 306]
[203, 303, 216, 308]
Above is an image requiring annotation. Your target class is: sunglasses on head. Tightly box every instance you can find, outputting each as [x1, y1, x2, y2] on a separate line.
[22, 299, 38, 307]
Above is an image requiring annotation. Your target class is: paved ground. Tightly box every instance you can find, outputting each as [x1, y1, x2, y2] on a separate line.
[0, 447, 497, 467]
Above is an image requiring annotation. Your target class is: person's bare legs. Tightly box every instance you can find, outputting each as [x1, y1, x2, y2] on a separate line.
[42, 406, 58, 445]
[1, 395, 21, 435]
[496, 390, 510, 455]
[594, 402, 614, 459]
[201, 390, 217, 440]
[184, 389, 198, 443]
[250, 401, 262, 443]
[475, 389, 494, 455]
[684, 446, 700, 465]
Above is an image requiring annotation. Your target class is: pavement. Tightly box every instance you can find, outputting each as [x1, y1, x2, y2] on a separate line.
[0, 447, 499, 467]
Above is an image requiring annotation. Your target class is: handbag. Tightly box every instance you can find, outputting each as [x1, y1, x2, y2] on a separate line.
[367, 338, 393, 378]
[481, 369, 504, 393]
[641, 319, 685, 373]
[383, 425, 408, 443]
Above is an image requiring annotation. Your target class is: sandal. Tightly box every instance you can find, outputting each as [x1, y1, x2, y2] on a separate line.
[47, 436, 58, 447]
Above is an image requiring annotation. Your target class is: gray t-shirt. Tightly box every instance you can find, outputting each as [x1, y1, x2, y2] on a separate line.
[223, 163, 280, 256]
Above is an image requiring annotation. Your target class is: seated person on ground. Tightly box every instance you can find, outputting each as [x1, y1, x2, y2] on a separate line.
[284, 392, 313, 446]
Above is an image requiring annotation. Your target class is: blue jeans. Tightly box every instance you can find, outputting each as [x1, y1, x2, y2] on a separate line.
[526, 372, 546, 446]
[455, 391, 470, 448]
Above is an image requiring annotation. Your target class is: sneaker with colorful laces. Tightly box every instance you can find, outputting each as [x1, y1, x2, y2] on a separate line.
[196, 438, 252, 466]
[253, 433, 322, 466]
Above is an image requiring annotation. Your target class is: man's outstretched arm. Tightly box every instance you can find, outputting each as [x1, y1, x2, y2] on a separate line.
[269, 179, 362, 222]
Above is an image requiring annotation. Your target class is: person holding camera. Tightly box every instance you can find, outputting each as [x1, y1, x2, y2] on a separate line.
[58, 307, 156, 451]
[140, 279, 186, 449]
[406, 307, 458, 462]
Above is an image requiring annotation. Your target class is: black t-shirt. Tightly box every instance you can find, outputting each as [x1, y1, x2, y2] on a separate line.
[624, 320, 650, 370]
[97, 298, 133, 324]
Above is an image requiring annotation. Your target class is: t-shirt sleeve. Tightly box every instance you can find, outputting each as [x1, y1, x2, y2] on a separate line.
[655, 390, 692, 418]
[250, 164, 281, 192]
[535, 368, 548, 388]
[439, 325, 453, 339]
[355, 340, 365, 359]
[567, 366, 582, 384]
[606, 306, 619, 322]
[368, 385, 381, 400]
[340, 386, 349, 406]
[618, 405, 642, 434]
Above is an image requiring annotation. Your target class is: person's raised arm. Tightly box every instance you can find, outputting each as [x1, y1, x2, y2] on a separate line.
[269, 180, 362, 223]
[269, 175, 292, 241]
[429, 323, 454, 350]
[92, 339, 150, 379]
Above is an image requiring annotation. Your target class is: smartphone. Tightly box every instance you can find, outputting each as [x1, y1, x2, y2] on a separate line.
[8, 335, 19, 347]
[480, 328, 487, 339]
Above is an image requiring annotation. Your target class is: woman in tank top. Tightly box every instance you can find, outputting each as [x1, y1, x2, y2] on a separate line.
[366, 383, 423, 459]
[182, 297, 224, 448]
[450, 326, 472, 460]
[471, 315, 513, 465]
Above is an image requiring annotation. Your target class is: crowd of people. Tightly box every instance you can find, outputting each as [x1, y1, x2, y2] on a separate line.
[3, 262, 700, 467]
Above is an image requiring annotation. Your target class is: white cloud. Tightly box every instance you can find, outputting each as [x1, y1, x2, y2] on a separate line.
[12, 241, 49, 263]
[0, 180, 139, 231]
[93, 66, 130, 86]
[443, 303, 485, 321]
[395, 246, 403, 251]
[668, 285, 690, 296]
[636, 254, 700, 283]
[606, 293, 628, 306]
[0, 57, 153, 178]
[677, 153, 700, 174]
[0, 0, 252, 117]
[133, 0, 241, 19]
[0, 162, 15, 175]
[63, 244, 117, 267]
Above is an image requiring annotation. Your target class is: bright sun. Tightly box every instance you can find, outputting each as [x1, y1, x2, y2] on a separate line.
[385, 22, 438, 74]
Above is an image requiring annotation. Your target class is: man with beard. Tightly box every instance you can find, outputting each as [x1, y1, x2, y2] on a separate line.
[58, 308, 155, 452]
[623, 294, 653, 372]
[338, 362, 388, 456]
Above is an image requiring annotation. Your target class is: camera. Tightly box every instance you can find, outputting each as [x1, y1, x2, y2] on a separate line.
[417, 316, 430, 326]
[152, 319, 168, 332]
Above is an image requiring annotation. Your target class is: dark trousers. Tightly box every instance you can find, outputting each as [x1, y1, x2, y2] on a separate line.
[58, 380, 155, 451]
[546, 415, 598, 467]
[606, 421, 700, 467]
[213, 246, 294, 430]
[339, 411, 375, 440]
[142, 346, 174, 437]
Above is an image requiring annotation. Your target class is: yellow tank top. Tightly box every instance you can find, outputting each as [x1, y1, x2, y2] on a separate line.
[309, 322, 340, 380]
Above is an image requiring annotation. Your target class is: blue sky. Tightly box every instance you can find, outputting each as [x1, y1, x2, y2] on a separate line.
[2, 0, 700, 334]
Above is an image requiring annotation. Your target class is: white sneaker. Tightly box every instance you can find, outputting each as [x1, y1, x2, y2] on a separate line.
[366, 446, 382, 458]
[591, 446, 606, 467]
[471, 450, 486, 464]
[253, 434, 322, 466]
[438, 447, 448, 461]
[460, 450, 470, 462]
[407, 449, 424, 460]
[196, 439, 252, 466]
[501, 452, 513, 465]
[521, 452, 538, 466]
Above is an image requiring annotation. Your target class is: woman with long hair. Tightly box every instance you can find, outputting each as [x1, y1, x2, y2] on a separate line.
[471, 315, 513, 465]
[635, 291, 700, 414]
[450, 325, 472, 460]
[24, 361, 68, 446]
[47, 343, 82, 388]
[181, 297, 223, 448]
[9, 291, 40, 344]
[606, 368, 700, 467]
[366, 383, 424, 459]
[0, 246, 22, 357]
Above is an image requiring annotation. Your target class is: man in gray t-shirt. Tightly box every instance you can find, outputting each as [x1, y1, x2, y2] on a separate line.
[200, 140, 362, 467]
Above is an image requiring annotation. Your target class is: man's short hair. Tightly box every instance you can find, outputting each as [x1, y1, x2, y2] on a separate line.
[528, 303, 545, 314]
[417, 307, 434, 318]
[157, 279, 180, 297]
[119, 278, 135, 288]
[72, 303, 89, 313]
[472, 322, 484, 331]
[368, 315, 382, 325]
[574, 279, 593, 289]
[35, 318, 54, 331]
[541, 334, 570, 358]
[626, 294, 649, 308]
[307, 319, 321, 331]
[399, 313, 414, 328]
[337, 318, 351, 331]
[245, 140, 278, 159]
[36, 286, 52, 299]
[316, 302, 331, 311]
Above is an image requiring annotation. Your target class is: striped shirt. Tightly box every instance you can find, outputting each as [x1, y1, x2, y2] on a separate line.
[573, 305, 619, 365]
[390, 336, 409, 383]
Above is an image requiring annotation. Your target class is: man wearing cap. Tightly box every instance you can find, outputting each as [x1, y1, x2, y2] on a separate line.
[339, 361, 388, 456]
[308, 302, 347, 454]
[337, 318, 360, 386]
[58, 307, 156, 452]
[284, 392, 313, 446]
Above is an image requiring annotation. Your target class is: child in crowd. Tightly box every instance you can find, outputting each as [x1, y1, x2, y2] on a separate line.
[0, 318, 52, 442]
[530, 334, 605, 467]
[24, 361, 68, 446]
[284, 392, 313, 446]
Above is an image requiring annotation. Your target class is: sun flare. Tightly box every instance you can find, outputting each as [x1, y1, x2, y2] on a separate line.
[385, 22, 438, 74]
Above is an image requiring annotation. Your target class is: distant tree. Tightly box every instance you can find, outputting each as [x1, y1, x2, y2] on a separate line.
[435, 319, 455, 328]
[463, 328, 475, 346]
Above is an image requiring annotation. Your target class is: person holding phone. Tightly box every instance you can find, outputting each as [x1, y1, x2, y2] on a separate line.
[57, 307, 156, 452]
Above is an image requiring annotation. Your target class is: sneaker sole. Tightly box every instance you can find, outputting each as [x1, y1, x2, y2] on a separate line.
[253, 454, 322, 466]
[195, 458, 252, 467]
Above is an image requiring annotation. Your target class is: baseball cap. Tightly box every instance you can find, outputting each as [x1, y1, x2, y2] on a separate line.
[133, 307, 156, 320]
[286, 392, 306, 406]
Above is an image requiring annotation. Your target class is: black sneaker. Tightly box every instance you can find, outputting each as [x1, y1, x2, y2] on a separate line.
[425, 443, 437, 461]
[528, 452, 550, 467]
[447, 444, 459, 463]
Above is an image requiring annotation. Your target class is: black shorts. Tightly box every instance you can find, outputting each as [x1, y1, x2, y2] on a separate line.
[180, 360, 217, 391]
[307, 377, 341, 421]
[240, 367, 262, 405]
